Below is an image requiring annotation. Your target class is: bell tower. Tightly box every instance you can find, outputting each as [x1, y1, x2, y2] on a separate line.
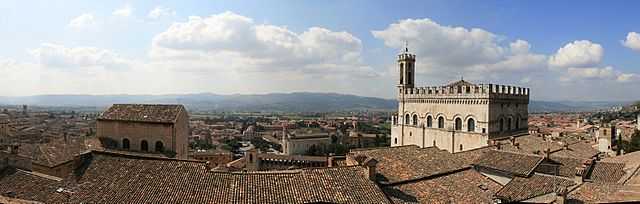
[397, 42, 416, 90]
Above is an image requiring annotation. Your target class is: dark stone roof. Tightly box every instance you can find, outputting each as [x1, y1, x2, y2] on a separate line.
[15, 151, 390, 204]
[349, 145, 467, 184]
[98, 104, 185, 123]
[495, 174, 575, 203]
[474, 150, 543, 177]
[383, 168, 501, 204]
[587, 161, 626, 184]
[445, 79, 476, 87]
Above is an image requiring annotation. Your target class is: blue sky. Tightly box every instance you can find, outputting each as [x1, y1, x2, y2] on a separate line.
[0, 0, 639, 101]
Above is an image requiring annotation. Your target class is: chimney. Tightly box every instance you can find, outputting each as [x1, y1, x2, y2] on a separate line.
[574, 166, 585, 184]
[327, 153, 335, 167]
[555, 186, 567, 204]
[362, 157, 378, 182]
[544, 148, 551, 158]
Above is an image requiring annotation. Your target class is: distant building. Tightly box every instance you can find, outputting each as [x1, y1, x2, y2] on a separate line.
[97, 104, 189, 159]
[281, 127, 331, 155]
[391, 46, 529, 153]
[637, 113, 640, 131]
[188, 149, 233, 168]
[0, 114, 9, 142]
[596, 124, 618, 157]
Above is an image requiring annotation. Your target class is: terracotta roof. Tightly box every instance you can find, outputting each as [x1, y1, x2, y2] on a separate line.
[474, 150, 543, 176]
[454, 146, 493, 165]
[537, 156, 585, 178]
[37, 151, 390, 203]
[0, 168, 62, 202]
[568, 183, 640, 203]
[495, 174, 575, 203]
[383, 168, 501, 204]
[98, 104, 185, 123]
[349, 145, 467, 184]
[18, 138, 102, 167]
[587, 161, 626, 184]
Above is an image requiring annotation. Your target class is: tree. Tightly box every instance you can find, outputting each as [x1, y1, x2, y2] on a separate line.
[623, 130, 640, 153]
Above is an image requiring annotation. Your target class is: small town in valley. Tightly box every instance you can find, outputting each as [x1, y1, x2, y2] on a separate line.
[2, 1, 640, 203]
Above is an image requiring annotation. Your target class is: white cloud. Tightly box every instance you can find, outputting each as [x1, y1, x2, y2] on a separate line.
[548, 40, 603, 68]
[622, 32, 640, 52]
[566, 66, 615, 80]
[372, 18, 547, 82]
[112, 5, 133, 17]
[29, 43, 131, 70]
[148, 6, 175, 19]
[150, 11, 376, 77]
[67, 13, 96, 30]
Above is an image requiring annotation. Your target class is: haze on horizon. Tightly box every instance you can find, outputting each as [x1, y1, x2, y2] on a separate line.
[1, 0, 639, 101]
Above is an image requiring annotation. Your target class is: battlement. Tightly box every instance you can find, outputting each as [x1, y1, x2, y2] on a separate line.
[400, 83, 529, 99]
[397, 53, 416, 61]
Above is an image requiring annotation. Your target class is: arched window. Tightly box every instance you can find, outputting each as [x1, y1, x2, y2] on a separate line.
[455, 118, 462, 130]
[405, 114, 410, 124]
[412, 115, 418, 126]
[460, 144, 463, 151]
[122, 138, 130, 150]
[508, 118, 513, 130]
[433, 140, 436, 146]
[468, 118, 475, 132]
[393, 116, 398, 125]
[155, 141, 164, 152]
[438, 117, 445, 128]
[499, 118, 505, 132]
[141, 140, 148, 152]
[515, 118, 520, 130]
[399, 64, 404, 84]
[394, 138, 398, 144]
[426, 116, 433, 127]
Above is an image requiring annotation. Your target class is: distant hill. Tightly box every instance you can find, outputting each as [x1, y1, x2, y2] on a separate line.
[0, 93, 629, 113]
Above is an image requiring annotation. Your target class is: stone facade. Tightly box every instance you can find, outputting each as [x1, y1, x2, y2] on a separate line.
[391, 47, 529, 153]
[97, 104, 189, 159]
[281, 127, 332, 155]
[596, 124, 617, 156]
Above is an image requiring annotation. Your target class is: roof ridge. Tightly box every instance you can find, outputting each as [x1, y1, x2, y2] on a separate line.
[92, 150, 206, 163]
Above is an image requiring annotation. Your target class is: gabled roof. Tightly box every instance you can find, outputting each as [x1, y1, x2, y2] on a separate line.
[495, 174, 575, 203]
[474, 150, 543, 177]
[349, 145, 467, 184]
[445, 79, 476, 87]
[98, 104, 185, 123]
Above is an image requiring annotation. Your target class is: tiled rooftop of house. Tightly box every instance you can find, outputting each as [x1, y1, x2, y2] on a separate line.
[382, 168, 501, 204]
[349, 145, 467, 184]
[1, 150, 390, 204]
[568, 183, 640, 203]
[586, 161, 626, 184]
[495, 173, 575, 203]
[0, 168, 63, 202]
[474, 150, 543, 176]
[98, 104, 185, 123]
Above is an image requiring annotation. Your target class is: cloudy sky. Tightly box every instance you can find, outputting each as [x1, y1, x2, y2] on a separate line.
[1, 0, 639, 101]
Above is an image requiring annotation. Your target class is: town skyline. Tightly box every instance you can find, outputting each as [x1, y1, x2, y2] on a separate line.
[1, 0, 639, 101]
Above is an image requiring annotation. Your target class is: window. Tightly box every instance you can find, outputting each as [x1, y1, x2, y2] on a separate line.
[155, 141, 164, 152]
[412, 115, 418, 126]
[508, 118, 513, 130]
[141, 140, 149, 152]
[393, 116, 398, 125]
[467, 118, 475, 132]
[122, 138, 130, 150]
[482, 128, 486, 133]
[399, 64, 404, 84]
[427, 116, 433, 127]
[499, 118, 505, 132]
[405, 114, 410, 124]
[457, 86, 462, 94]
[454, 118, 462, 130]
[460, 144, 463, 151]
[438, 117, 445, 128]
[433, 140, 436, 146]
[394, 138, 398, 144]
[409, 132, 412, 137]
[515, 118, 520, 130]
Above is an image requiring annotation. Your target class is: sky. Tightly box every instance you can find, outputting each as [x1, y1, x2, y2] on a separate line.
[0, 0, 639, 101]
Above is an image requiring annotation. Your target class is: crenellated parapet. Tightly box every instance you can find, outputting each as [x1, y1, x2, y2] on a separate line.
[399, 81, 529, 103]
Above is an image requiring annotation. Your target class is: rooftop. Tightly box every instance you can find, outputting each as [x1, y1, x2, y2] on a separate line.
[98, 104, 185, 123]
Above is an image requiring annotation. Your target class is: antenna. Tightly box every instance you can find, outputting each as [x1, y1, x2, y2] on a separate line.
[404, 40, 409, 52]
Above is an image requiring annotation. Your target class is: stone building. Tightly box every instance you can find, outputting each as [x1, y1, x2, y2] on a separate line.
[596, 123, 619, 157]
[281, 127, 332, 155]
[0, 114, 9, 143]
[97, 104, 189, 159]
[390, 46, 529, 153]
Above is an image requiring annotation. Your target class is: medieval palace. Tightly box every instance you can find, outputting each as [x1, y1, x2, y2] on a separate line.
[391, 47, 530, 153]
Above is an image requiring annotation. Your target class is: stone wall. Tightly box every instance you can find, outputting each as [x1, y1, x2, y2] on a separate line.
[391, 125, 489, 153]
